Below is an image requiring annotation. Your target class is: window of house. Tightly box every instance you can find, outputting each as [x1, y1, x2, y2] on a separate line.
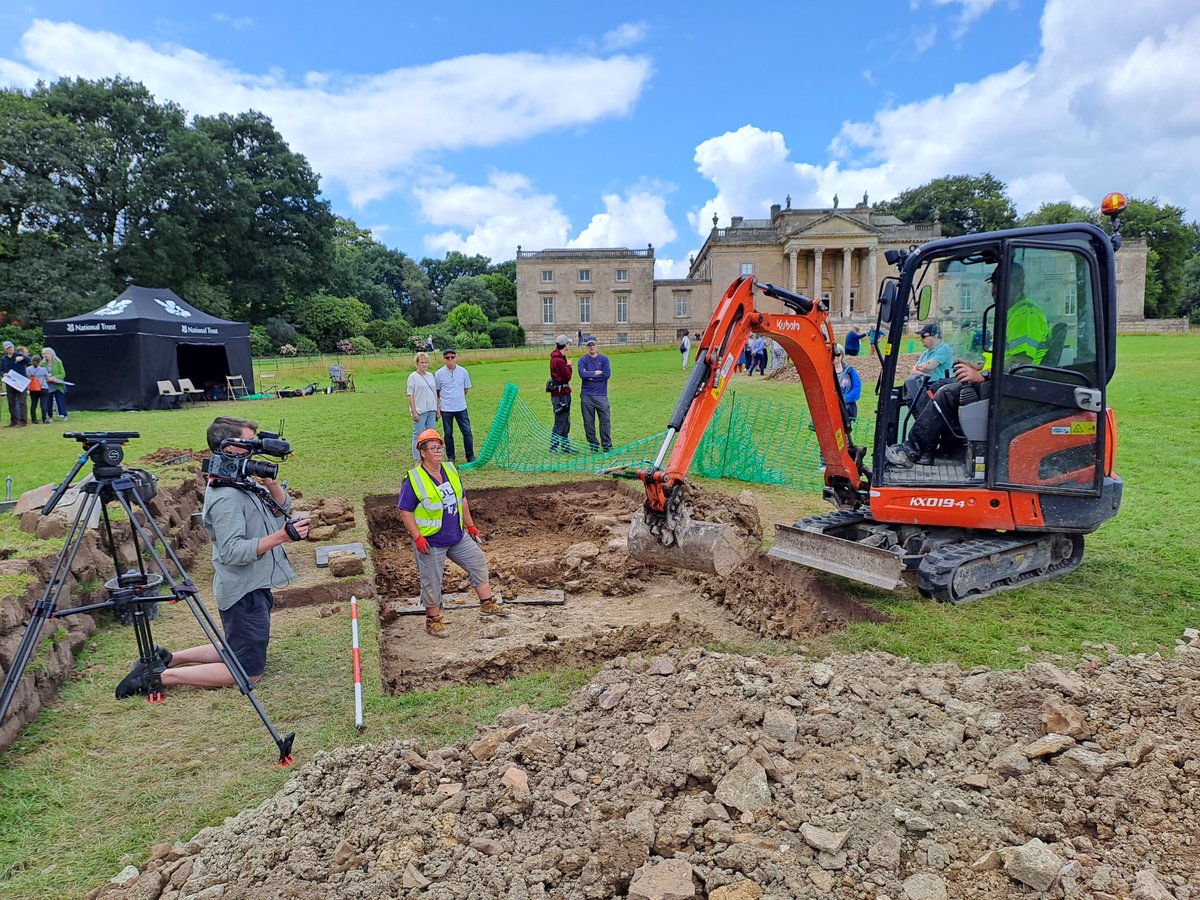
[960, 283, 975, 312]
[615, 295, 628, 324]
[849, 289, 858, 311]
[617, 332, 629, 344]
[541, 270, 554, 283]
[1063, 293, 1077, 316]
[821, 291, 832, 305]
[615, 269, 628, 283]
[740, 262, 754, 277]
[542, 296, 555, 325]
[579, 269, 591, 283]
[579, 295, 591, 324]
[675, 293, 689, 318]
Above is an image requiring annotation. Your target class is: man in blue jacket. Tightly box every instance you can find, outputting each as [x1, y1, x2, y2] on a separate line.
[577, 337, 613, 452]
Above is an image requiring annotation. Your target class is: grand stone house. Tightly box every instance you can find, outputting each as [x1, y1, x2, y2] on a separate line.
[516, 196, 1149, 345]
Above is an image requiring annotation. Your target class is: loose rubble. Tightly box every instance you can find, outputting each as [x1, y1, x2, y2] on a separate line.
[91, 641, 1200, 899]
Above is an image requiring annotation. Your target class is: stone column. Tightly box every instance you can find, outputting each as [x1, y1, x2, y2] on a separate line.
[788, 250, 798, 292]
[842, 248, 853, 317]
[812, 249, 824, 305]
[867, 245, 877, 307]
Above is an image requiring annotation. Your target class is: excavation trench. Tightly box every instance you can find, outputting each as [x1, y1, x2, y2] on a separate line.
[364, 480, 887, 693]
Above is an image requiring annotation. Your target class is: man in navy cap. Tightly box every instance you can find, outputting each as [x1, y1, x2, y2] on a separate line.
[1, 341, 31, 426]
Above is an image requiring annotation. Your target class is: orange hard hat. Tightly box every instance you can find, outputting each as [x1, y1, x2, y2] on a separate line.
[416, 429, 443, 448]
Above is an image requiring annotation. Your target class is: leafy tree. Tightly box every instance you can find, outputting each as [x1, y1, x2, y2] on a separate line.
[488, 259, 516, 282]
[487, 320, 524, 347]
[193, 111, 335, 321]
[1180, 253, 1200, 324]
[249, 325, 272, 357]
[421, 251, 492, 304]
[445, 302, 488, 334]
[479, 272, 517, 318]
[1111, 198, 1200, 318]
[295, 292, 369, 351]
[347, 335, 376, 354]
[875, 173, 1017, 237]
[1018, 202, 1101, 228]
[365, 317, 412, 350]
[443, 277, 499, 320]
[265, 316, 298, 346]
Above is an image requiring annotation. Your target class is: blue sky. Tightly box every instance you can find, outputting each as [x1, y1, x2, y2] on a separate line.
[2, 1, 1197, 277]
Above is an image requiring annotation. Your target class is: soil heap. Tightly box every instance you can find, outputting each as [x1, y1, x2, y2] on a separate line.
[94, 637, 1200, 900]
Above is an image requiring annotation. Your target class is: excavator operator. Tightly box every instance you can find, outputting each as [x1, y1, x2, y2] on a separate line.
[886, 262, 1049, 469]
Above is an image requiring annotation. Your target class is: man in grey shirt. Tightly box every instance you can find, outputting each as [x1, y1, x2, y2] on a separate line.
[116, 416, 310, 697]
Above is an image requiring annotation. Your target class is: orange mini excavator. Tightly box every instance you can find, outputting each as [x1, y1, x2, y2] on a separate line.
[625, 195, 1128, 602]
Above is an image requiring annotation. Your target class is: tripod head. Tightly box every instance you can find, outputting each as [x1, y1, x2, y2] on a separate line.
[42, 432, 142, 515]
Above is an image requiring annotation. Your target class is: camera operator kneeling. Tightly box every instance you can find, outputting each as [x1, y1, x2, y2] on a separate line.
[116, 416, 309, 698]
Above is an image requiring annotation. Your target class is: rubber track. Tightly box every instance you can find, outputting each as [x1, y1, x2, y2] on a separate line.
[918, 534, 1083, 605]
[792, 509, 872, 532]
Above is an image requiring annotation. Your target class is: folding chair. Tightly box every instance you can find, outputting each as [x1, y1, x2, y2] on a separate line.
[177, 378, 209, 406]
[157, 380, 185, 408]
[226, 374, 250, 401]
[328, 365, 355, 392]
[256, 373, 277, 398]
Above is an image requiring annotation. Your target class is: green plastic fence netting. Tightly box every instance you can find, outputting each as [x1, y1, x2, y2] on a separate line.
[462, 382, 873, 491]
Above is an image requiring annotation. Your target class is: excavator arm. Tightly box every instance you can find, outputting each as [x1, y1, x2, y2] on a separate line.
[626, 276, 869, 576]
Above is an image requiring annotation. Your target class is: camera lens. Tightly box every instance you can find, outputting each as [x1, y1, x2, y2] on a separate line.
[243, 459, 279, 480]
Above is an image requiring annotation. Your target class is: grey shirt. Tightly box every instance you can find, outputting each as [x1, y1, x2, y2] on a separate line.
[202, 483, 296, 609]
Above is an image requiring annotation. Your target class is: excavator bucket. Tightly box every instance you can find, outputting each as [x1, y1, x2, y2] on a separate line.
[627, 512, 757, 577]
[767, 523, 904, 590]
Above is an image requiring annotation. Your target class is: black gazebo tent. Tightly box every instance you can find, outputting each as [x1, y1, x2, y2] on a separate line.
[43, 286, 254, 411]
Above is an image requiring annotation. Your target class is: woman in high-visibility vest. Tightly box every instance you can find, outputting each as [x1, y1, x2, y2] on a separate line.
[398, 429, 509, 637]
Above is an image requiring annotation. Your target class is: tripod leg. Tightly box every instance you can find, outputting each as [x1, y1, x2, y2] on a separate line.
[114, 486, 296, 765]
[130, 605, 164, 703]
[0, 490, 102, 724]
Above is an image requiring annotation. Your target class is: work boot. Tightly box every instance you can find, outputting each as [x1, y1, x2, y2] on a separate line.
[479, 598, 511, 617]
[115, 655, 170, 699]
[885, 444, 918, 469]
[425, 616, 448, 638]
[916, 452, 936, 466]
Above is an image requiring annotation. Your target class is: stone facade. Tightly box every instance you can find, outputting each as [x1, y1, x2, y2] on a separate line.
[515, 197, 1151, 343]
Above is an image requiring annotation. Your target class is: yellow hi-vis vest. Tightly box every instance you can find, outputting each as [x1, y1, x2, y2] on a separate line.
[406, 462, 464, 537]
[983, 296, 1050, 371]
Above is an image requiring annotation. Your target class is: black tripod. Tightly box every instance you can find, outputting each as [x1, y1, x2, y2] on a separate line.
[0, 432, 295, 764]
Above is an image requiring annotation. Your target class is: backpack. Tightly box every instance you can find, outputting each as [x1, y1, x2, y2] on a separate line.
[679, 339, 687, 352]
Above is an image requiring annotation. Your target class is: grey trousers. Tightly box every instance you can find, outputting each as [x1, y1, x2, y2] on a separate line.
[414, 534, 489, 609]
[580, 394, 612, 451]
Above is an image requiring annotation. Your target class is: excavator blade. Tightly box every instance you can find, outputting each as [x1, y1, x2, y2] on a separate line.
[627, 513, 756, 577]
[767, 523, 904, 591]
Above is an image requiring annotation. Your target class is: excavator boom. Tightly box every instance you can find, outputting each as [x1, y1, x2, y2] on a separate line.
[626, 277, 869, 576]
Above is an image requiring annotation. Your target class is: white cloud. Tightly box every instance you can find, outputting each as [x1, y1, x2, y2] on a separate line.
[603, 22, 648, 52]
[1, 20, 653, 208]
[570, 189, 676, 250]
[212, 13, 253, 31]
[414, 171, 572, 261]
[654, 257, 695, 279]
[692, 0, 1200, 226]
[928, 0, 1003, 37]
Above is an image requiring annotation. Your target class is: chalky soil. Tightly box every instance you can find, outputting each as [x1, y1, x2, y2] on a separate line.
[365, 481, 885, 693]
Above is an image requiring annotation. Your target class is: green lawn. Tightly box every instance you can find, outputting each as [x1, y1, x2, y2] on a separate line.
[0, 334, 1198, 897]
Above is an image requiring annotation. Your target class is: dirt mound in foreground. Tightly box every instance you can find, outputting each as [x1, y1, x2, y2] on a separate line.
[94, 641, 1200, 899]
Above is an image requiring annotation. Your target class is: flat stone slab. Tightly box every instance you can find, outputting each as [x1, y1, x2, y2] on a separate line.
[316, 543, 366, 566]
[388, 588, 566, 616]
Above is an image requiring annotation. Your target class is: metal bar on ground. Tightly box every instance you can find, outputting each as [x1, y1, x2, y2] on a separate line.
[350, 595, 364, 731]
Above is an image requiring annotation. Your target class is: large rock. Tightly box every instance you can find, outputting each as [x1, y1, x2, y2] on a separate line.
[328, 551, 364, 577]
[1041, 697, 1091, 739]
[902, 873, 947, 900]
[714, 757, 771, 814]
[628, 858, 695, 900]
[1001, 838, 1064, 891]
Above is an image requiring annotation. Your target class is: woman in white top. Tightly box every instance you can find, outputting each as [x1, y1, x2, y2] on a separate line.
[406, 352, 440, 460]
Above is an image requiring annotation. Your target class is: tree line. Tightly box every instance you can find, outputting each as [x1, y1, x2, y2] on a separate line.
[3, 79, 1198, 358]
[874, 174, 1200, 321]
[0, 77, 521, 355]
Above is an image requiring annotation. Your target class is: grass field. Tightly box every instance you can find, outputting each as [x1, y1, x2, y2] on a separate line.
[0, 334, 1198, 897]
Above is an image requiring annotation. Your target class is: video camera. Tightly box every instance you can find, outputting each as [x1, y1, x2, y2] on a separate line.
[201, 429, 293, 483]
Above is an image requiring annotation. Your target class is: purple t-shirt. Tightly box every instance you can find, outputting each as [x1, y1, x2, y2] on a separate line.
[397, 466, 465, 548]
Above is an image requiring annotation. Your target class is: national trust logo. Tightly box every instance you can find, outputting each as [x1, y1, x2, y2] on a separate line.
[154, 298, 192, 318]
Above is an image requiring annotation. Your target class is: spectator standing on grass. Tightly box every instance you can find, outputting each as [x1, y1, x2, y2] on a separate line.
[1, 340, 30, 426]
[751, 334, 768, 375]
[844, 327, 866, 357]
[548, 335, 575, 453]
[834, 345, 862, 427]
[434, 349, 475, 463]
[115, 416, 309, 697]
[679, 332, 690, 370]
[406, 352, 440, 460]
[577, 337, 613, 452]
[41, 347, 68, 420]
[398, 428, 508, 638]
[26, 355, 48, 424]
